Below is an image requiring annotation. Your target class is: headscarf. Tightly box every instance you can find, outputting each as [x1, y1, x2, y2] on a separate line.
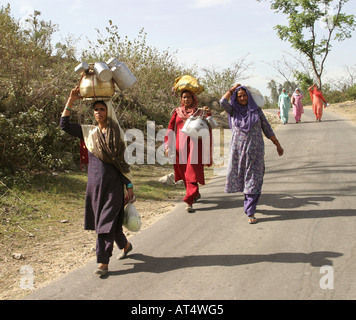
[293, 88, 302, 96]
[279, 89, 289, 98]
[175, 90, 202, 121]
[229, 86, 260, 133]
[81, 100, 132, 180]
[309, 86, 327, 103]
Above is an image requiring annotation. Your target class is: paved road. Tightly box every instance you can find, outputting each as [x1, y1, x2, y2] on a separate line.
[25, 108, 356, 300]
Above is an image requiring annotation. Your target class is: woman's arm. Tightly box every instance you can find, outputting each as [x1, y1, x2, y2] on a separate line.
[122, 174, 135, 204]
[270, 135, 284, 156]
[219, 97, 233, 115]
[259, 109, 284, 156]
[59, 116, 81, 136]
[61, 86, 82, 117]
[59, 86, 84, 139]
[221, 83, 241, 101]
[219, 83, 241, 115]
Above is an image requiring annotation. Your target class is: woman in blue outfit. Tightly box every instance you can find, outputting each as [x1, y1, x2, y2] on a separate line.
[278, 89, 291, 124]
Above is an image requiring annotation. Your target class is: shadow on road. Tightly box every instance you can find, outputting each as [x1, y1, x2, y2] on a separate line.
[260, 193, 334, 209]
[105, 251, 342, 278]
[258, 208, 356, 222]
[256, 193, 356, 222]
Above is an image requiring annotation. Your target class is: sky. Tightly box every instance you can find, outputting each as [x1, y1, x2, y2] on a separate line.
[3, 0, 356, 97]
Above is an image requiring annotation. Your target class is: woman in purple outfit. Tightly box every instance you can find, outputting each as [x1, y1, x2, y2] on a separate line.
[220, 84, 284, 224]
[60, 86, 135, 276]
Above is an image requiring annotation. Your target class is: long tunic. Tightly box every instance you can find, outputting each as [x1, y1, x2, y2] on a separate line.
[60, 116, 130, 234]
[310, 91, 326, 119]
[278, 93, 291, 124]
[220, 98, 275, 195]
[292, 93, 304, 122]
[166, 111, 208, 184]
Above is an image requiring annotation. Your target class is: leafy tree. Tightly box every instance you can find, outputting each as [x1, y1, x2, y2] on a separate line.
[294, 70, 313, 101]
[258, 0, 356, 89]
[267, 80, 280, 105]
[23, 10, 58, 56]
[0, 5, 78, 176]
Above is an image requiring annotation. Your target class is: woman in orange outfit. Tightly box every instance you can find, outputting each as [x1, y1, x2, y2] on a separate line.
[309, 84, 328, 121]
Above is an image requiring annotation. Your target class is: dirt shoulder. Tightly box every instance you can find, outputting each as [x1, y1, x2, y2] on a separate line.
[325, 100, 356, 125]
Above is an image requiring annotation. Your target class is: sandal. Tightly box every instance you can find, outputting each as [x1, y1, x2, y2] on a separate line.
[94, 265, 108, 276]
[118, 242, 133, 260]
[185, 204, 194, 213]
[248, 216, 258, 224]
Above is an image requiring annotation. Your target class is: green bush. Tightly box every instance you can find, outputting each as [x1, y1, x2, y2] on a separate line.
[347, 84, 356, 100]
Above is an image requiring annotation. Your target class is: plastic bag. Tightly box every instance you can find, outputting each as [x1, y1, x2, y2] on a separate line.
[246, 86, 265, 107]
[173, 75, 204, 95]
[123, 202, 141, 232]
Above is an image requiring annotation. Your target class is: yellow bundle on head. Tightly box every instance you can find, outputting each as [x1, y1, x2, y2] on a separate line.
[173, 75, 204, 95]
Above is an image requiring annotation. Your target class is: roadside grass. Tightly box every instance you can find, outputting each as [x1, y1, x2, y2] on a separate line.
[0, 165, 186, 254]
[1, 173, 88, 243]
[0, 164, 187, 299]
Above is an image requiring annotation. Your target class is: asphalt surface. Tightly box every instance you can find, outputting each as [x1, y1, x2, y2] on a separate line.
[24, 107, 356, 300]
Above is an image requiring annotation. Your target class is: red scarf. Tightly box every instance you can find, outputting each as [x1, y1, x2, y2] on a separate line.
[175, 92, 201, 121]
[310, 88, 326, 103]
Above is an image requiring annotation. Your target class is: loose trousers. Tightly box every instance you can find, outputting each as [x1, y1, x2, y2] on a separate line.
[96, 213, 128, 264]
[183, 182, 199, 205]
[244, 193, 261, 217]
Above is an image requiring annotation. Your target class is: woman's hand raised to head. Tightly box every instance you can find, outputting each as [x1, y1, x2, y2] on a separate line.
[69, 86, 82, 102]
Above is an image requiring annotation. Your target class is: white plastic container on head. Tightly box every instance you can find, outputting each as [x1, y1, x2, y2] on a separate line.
[246, 86, 265, 107]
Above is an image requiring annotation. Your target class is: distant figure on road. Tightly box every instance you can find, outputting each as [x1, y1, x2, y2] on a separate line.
[60, 87, 135, 277]
[291, 88, 304, 123]
[278, 89, 291, 125]
[309, 84, 328, 122]
[164, 90, 212, 213]
[220, 84, 284, 224]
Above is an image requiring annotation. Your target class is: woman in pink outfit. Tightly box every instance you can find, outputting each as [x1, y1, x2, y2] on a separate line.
[291, 88, 304, 123]
[308, 84, 328, 122]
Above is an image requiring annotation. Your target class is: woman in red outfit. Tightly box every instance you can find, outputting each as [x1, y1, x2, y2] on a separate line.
[165, 90, 212, 212]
